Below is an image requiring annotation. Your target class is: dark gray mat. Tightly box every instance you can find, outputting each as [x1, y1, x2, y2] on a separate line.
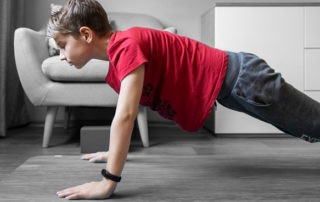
[1, 154, 320, 201]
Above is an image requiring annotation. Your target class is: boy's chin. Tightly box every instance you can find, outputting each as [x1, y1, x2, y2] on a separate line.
[73, 62, 87, 69]
[74, 64, 84, 69]
[74, 60, 90, 69]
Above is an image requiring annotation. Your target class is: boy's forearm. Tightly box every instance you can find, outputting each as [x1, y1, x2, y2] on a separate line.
[106, 115, 135, 178]
[104, 64, 145, 185]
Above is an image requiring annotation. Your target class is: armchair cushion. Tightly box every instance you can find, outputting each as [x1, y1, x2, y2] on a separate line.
[42, 56, 108, 82]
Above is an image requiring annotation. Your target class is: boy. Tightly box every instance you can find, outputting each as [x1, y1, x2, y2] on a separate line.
[48, 0, 320, 200]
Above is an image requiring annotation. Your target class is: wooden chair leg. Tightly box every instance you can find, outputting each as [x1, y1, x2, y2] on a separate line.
[43, 106, 58, 148]
[137, 106, 149, 147]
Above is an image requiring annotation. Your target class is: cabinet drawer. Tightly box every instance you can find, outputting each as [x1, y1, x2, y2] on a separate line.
[305, 49, 320, 91]
[305, 7, 320, 48]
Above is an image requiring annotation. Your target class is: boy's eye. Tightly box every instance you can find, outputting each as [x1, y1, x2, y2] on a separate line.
[57, 42, 65, 49]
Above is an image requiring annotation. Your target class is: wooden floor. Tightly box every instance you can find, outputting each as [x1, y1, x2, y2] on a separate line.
[1, 124, 320, 201]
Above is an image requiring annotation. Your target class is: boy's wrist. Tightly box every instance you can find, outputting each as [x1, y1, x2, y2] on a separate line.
[101, 177, 118, 188]
[99, 178, 117, 198]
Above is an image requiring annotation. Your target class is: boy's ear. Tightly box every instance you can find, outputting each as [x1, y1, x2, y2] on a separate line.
[79, 26, 93, 43]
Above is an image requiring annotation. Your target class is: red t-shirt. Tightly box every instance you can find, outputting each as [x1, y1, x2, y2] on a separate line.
[106, 27, 228, 131]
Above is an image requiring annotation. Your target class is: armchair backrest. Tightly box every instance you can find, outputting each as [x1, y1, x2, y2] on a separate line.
[14, 28, 50, 105]
[108, 12, 165, 31]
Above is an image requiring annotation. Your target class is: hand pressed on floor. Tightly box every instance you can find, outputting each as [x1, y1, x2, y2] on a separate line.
[81, 151, 109, 163]
[56, 179, 116, 200]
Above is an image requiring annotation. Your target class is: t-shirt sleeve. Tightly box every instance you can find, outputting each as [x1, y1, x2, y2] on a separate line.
[111, 38, 148, 82]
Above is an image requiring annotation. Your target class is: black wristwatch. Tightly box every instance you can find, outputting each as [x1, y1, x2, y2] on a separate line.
[101, 169, 121, 182]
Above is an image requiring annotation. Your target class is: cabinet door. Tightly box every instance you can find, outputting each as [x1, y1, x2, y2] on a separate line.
[305, 7, 320, 48]
[304, 7, 320, 102]
[215, 7, 304, 134]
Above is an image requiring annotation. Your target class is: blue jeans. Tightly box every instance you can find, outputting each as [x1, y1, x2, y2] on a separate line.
[217, 51, 320, 143]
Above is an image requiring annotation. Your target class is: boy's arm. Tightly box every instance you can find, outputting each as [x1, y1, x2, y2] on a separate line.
[107, 63, 145, 177]
[57, 64, 145, 200]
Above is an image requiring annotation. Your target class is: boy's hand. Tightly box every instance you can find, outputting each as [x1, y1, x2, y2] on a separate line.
[56, 179, 116, 200]
[81, 151, 109, 163]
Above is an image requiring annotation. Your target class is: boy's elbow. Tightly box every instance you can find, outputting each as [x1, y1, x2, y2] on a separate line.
[114, 110, 137, 124]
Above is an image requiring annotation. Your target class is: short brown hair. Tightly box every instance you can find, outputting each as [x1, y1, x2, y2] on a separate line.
[47, 0, 112, 38]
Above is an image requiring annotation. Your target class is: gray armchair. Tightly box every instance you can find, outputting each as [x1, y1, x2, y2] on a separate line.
[13, 12, 173, 148]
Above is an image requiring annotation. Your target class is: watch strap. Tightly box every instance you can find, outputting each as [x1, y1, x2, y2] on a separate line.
[101, 169, 121, 182]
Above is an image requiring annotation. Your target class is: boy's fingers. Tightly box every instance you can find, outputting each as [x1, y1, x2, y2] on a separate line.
[81, 152, 108, 163]
[81, 153, 96, 160]
[58, 189, 82, 199]
[81, 153, 91, 159]
[66, 193, 83, 200]
[57, 190, 74, 198]
[89, 156, 105, 163]
[88, 158, 96, 163]
[57, 186, 81, 197]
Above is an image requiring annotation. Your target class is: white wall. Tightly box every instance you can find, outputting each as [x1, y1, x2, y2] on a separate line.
[24, 0, 214, 124]
[26, 0, 213, 40]
[97, 0, 213, 40]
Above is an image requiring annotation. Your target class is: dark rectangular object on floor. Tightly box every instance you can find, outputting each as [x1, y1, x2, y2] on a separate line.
[80, 126, 110, 153]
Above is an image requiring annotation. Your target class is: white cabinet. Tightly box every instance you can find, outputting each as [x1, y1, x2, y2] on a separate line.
[305, 49, 320, 91]
[304, 7, 320, 102]
[305, 7, 320, 48]
[214, 7, 304, 134]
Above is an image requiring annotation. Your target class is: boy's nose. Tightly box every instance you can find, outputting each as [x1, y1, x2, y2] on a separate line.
[60, 52, 66, 61]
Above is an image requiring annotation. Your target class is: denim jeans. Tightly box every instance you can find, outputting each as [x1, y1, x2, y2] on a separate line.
[217, 51, 320, 143]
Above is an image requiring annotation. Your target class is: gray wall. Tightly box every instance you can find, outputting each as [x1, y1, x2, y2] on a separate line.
[24, 0, 213, 124]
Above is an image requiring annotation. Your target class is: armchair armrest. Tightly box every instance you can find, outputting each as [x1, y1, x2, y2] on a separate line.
[14, 28, 51, 106]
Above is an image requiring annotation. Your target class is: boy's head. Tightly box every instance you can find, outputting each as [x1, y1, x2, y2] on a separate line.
[47, 0, 112, 68]
[47, 0, 112, 38]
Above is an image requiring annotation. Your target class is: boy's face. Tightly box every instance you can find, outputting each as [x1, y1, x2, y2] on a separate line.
[54, 33, 93, 69]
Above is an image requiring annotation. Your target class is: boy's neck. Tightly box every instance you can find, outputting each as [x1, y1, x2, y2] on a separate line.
[91, 31, 113, 61]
